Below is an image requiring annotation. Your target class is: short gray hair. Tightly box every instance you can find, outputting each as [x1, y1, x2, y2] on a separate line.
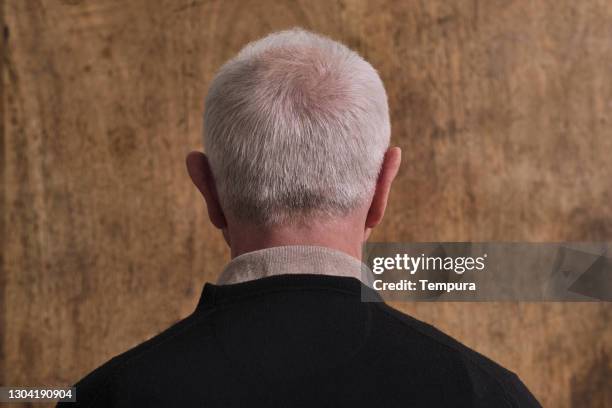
[203, 28, 390, 225]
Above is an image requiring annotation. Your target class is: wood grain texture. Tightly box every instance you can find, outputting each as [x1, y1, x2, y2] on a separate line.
[2, 1, 611, 407]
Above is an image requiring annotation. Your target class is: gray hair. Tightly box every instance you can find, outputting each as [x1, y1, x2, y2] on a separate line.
[203, 28, 390, 225]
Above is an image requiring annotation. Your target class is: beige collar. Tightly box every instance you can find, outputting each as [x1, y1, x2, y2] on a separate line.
[217, 245, 371, 285]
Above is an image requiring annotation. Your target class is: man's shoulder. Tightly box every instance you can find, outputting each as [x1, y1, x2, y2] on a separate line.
[59, 311, 215, 408]
[370, 302, 541, 407]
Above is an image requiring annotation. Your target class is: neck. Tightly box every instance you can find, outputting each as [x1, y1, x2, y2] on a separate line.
[225, 217, 366, 261]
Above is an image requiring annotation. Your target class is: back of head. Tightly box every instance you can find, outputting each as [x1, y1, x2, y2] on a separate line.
[204, 28, 390, 225]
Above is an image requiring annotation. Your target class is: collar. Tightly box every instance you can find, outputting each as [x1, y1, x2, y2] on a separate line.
[216, 245, 371, 285]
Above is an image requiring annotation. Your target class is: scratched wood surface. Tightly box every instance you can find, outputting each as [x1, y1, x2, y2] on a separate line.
[2, 1, 611, 407]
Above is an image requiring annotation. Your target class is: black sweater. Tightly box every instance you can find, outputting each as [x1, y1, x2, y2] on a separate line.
[59, 274, 541, 407]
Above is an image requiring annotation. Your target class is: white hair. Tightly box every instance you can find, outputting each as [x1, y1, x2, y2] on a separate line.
[203, 28, 390, 225]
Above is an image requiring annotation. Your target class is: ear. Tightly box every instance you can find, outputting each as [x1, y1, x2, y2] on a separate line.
[365, 147, 401, 235]
[186, 151, 227, 229]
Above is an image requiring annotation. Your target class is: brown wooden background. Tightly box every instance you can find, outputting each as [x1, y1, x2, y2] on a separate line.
[2, 1, 611, 407]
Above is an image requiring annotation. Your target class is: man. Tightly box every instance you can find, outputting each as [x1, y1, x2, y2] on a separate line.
[61, 28, 540, 407]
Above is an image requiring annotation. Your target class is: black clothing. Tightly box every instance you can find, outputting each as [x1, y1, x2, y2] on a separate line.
[59, 274, 541, 407]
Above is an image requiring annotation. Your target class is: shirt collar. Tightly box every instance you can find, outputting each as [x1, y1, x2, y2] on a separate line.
[216, 245, 372, 285]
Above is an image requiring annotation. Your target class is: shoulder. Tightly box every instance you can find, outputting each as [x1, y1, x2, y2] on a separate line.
[58, 311, 215, 408]
[370, 302, 541, 407]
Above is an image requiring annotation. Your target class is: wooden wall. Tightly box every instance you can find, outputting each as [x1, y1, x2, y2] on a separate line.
[2, 1, 611, 406]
